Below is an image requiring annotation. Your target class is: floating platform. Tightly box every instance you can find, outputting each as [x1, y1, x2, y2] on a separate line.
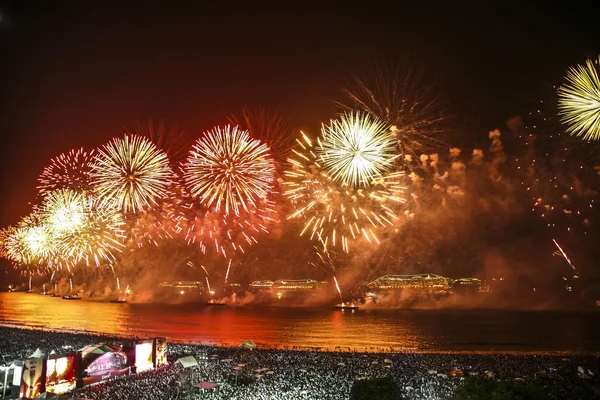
[62, 295, 81, 300]
[335, 303, 359, 310]
[206, 299, 226, 306]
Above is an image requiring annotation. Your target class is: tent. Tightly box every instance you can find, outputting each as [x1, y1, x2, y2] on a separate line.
[176, 356, 199, 369]
[239, 340, 256, 350]
[194, 381, 219, 390]
[29, 348, 45, 359]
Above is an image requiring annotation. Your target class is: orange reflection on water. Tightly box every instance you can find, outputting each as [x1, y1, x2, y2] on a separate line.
[0, 293, 424, 351]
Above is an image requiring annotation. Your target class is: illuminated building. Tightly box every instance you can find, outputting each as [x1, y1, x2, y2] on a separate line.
[366, 274, 451, 293]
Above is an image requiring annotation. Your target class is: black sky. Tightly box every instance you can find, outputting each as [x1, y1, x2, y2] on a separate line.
[0, 1, 598, 231]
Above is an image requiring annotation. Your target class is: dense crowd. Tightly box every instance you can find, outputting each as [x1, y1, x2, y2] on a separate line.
[1, 327, 599, 399]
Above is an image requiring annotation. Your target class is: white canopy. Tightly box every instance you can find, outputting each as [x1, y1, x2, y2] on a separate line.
[239, 340, 256, 349]
[29, 348, 45, 359]
[176, 356, 199, 369]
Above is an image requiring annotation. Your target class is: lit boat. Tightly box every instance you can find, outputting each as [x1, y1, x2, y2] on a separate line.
[335, 302, 359, 310]
[50, 294, 59, 297]
[110, 299, 127, 303]
[206, 299, 226, 306]
[62, 295, 81, 300]
[39, 292, 47, 295]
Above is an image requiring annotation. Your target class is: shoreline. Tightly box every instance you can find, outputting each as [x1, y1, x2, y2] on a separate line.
[2, 323, 599, 357]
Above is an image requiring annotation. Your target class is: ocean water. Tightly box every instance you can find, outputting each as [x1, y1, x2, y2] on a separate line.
[1, 293, 599, 353]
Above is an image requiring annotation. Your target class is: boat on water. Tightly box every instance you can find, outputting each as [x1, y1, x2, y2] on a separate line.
[50, 293, 59, 297]
[39, 292, 47, 295]
[62, 295, 81, 300]
[334, 302, 359, 310]
[110, 299, 127, 303]
[206, 299, 226, 306]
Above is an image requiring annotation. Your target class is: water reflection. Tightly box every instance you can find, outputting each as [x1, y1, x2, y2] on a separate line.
[1, 293, 599, 352]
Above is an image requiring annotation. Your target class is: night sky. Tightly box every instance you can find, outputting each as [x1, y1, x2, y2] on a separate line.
[1, 2, 598, 280]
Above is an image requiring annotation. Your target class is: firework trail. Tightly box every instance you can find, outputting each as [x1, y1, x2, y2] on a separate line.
[558, 56, 600, 141]
[205, 276, 212, 297]
[552, 239, 578, 274]
[38, 148, 96, 197]
[224, 259, 232, 286]
[227, 107, 296, 167]
[91, 135, 173, 214]
[284, 124, 406, 253]
[125, 120, 191, 166]
[333, 275, 343, 303]
[198, 264, 210, 277]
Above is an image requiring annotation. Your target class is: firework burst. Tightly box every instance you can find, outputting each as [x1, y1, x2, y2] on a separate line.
[2, 215, 54, 266]
[183, 125, 275, 216]
[37, 148, 96, 196]
[284, 131, 406, 253]
[319, 112, 397, 187]
[91, 135, 173, 214]
[41, 189, 87, 234]
[337, 60, 449, 156]
[558, 57, 600, 141]
[56, 198, 125, 267]
[3, 226, 32, 265]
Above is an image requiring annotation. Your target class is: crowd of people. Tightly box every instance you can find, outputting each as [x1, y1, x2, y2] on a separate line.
[1, 327, 599, 399]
